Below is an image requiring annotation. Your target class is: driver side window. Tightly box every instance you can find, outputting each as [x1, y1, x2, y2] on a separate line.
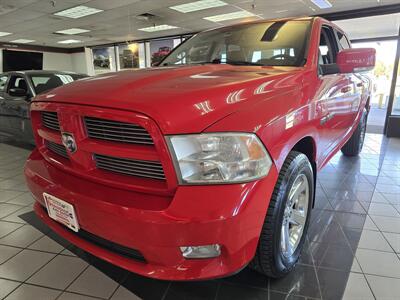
[318, 26, 340, 75]
[319, 27, 337, 65]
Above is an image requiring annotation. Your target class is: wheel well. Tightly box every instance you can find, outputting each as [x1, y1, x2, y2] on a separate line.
[292, 137, 316, 164]
[292, 137, 317, 207]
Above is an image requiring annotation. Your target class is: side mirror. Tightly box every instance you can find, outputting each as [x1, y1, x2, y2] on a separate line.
[9, 88, 28, 97]
[337, 48, 376, 73]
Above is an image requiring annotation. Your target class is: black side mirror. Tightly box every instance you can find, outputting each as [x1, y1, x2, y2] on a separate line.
[9, 88, 27, 97]
[320, 63, 340, 76]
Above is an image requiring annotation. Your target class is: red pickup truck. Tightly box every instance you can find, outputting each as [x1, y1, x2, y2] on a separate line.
[25, 17, 375, 280]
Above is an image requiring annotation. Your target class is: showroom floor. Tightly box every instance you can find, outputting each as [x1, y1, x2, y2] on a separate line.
[0, 134, 399, 300]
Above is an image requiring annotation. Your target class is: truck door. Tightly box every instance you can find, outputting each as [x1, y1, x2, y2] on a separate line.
[334, 29, 365, 132]
[315, 25, 355, 163]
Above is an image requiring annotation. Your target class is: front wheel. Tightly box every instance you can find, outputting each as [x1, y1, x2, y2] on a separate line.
[249, 151, 314, 278]
[341, 110, 367, 156]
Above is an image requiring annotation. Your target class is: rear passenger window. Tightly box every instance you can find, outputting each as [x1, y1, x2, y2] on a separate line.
[0, 75, 8, 91]
[336, 31, 351, 49]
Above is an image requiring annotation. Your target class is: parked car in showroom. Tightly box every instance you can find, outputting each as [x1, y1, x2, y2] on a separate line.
[25, 17, 375, 280]
[0, 70, 87, 144]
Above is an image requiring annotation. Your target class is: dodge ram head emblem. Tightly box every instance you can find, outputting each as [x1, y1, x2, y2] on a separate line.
[61, 133, 77, 153]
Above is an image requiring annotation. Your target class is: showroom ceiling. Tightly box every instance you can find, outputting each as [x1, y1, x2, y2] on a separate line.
[0, 0, 399, 48]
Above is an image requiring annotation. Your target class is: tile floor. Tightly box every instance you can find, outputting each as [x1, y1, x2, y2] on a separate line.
[0, 134, 399, 300]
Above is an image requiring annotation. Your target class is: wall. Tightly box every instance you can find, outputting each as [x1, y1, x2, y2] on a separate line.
[71, 52, 88, 74]
[43, 52, 73, 71]
[70, 48, 94, 75]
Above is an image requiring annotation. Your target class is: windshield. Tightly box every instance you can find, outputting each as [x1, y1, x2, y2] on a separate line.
[162, 20, 311, 67]
[29, 73, 86, 94]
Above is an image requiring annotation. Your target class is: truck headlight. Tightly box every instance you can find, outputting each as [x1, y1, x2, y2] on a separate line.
[166, 133, 272, 184]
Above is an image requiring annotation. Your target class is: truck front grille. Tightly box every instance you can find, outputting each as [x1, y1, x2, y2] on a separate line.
[94, 154, 165, 180]
[41, 112, 60, 131]
[84, 117, 154, 145]
[45, 140, 68, 159]
[35, 106, 173, 192]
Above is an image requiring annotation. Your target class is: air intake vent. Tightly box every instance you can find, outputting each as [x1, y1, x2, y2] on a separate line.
[94, 154, 165, 180]
[45, 140, 68, 159]
[41, 112, 60, 131]
[84, 117, 154, 145]
[75, 229, 146, 263]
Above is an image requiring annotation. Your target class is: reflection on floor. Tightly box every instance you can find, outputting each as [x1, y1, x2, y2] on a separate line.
[0, 134, 399, 299]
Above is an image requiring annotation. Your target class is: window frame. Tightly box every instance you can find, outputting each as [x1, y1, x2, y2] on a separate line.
[334, 29, 352, 50]
[322, 25, 340, 63]
[318, 25, 342, 76]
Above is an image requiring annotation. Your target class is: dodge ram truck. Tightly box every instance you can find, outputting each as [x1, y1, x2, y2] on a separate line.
[24, 17, 375, 280]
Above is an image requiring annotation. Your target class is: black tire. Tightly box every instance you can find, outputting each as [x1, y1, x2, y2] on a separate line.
[249, 151, 314, 278]
[341, 110, 367, 156]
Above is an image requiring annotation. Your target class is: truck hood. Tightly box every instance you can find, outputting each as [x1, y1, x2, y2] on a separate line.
[34, 65, 303, 134]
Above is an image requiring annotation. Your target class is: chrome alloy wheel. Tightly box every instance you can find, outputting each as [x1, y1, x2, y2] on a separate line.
[281, 174, 309, 258]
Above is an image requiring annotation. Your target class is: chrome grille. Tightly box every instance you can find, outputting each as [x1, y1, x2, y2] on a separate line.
[94, 154, 165, 180]
[84, 117, 154, 145]
[45, 140, 68, 159]
[41, 112, 60, 131]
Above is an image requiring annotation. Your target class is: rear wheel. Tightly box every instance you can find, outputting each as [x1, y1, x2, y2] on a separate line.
[341, 110, 367, 156]
[249, 151, 314, 278]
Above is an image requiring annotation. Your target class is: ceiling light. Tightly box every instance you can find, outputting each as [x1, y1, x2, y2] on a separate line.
[10, 39, 35, 43]
[203, 10, 255, 22]
[310, 0, 332, 9]
[0, 32, 12, 37]
[54, 6, 103, 19]
[170, 0, 227, 13]
[128, 43, 138, 52]
[138, 25, 178, 32]
[55, 28, 90, 35]
[58, 39, 82, 44]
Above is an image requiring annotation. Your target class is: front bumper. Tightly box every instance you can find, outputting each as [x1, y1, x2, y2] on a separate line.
[25, 148, 278, 280]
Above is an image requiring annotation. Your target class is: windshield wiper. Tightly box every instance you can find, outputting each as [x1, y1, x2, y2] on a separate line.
[162, 59, 263, 67]
[162, 60, 221, 66]
[225, 60, 263, 66]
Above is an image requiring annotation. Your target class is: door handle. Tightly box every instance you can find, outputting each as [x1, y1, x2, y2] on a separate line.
[356, 83, 363, 87]
[341, 86, 352, 93]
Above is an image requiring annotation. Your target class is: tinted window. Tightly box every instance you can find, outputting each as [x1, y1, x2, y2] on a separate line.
[162, 21, 311, 67]
[0, 75, 8, 91]
[29, 73, 85, 94]
[336, 31, 351, 49]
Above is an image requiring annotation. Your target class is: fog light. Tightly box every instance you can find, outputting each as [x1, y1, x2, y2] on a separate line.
[180, 244, 221, 259]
